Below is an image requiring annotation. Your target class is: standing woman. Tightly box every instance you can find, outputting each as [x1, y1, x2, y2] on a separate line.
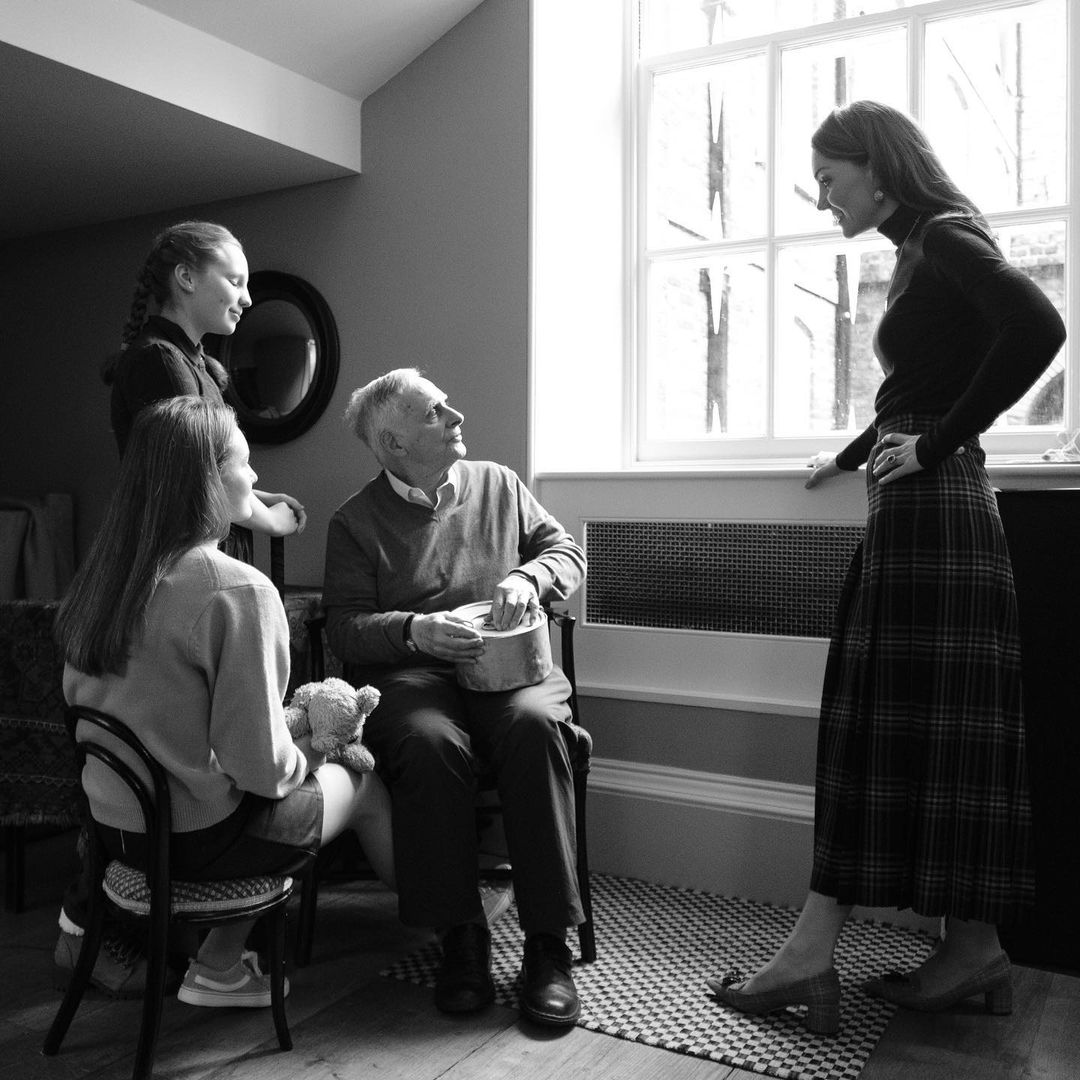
[102, 220, 305, 542]
[708, 100, 1065, 1033]
[56, 398, 393, 1005]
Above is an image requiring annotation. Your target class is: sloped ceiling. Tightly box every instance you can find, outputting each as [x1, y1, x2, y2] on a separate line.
[0, 0, 485, 242]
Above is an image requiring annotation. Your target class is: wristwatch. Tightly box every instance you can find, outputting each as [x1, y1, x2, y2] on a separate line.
[402, 614, 418, 653]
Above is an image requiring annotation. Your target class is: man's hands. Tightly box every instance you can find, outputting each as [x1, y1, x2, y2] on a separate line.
[489, 574, 539, 631]
[406, 575, 540, 660]
[408, 612, 484, 661]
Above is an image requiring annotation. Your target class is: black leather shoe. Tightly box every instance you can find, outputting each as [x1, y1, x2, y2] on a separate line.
[520, 933, 580, 1026]
[434, 923, 495, 1014]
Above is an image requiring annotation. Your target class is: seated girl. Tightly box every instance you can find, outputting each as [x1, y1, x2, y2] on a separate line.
[55, 396, 394, 1007]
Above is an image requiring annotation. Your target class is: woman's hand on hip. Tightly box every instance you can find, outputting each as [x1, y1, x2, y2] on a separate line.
[873, 433, 925, 485]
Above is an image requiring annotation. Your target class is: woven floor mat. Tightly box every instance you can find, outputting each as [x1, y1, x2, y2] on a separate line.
[381, 873, 935, 1080]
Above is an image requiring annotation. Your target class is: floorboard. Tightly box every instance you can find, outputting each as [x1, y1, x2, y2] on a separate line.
[3, 829, 1078, 1080]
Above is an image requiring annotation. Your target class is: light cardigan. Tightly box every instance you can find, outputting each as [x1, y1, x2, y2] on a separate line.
[63, 545, 308, 833]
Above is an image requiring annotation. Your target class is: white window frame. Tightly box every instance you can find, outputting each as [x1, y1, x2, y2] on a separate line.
[632, 0, 1075, 467]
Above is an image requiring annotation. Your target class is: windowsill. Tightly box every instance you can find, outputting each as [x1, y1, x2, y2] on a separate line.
[536, 456, 1080, 482]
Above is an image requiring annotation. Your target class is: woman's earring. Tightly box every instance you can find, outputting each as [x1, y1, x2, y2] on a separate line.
[873, 189, 885, 203]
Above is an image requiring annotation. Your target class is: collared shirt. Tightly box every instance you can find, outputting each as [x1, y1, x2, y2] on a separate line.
[385, 463, 459, 510]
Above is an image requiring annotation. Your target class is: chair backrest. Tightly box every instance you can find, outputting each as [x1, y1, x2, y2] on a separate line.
[64, 705, 173, 927]
[229, 528, 285, 602]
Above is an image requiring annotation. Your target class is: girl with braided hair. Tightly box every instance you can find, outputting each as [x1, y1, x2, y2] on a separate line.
[103, 220, 305, 539]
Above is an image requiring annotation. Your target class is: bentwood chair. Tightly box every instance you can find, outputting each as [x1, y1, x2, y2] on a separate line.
[43, 705, 294, 1080]
[294, 605, 596, 967]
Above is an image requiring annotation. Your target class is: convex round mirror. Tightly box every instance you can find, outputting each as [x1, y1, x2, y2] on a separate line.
[209, 270, 339, 444]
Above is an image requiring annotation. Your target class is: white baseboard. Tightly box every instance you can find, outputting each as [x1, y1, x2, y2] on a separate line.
[585, 756, 940, 934]
[589, 756, 815, 824]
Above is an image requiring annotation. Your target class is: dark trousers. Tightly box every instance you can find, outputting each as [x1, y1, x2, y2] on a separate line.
[361, 662, 583, 935]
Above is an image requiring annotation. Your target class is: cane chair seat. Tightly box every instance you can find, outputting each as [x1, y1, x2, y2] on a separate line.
[103, 861, 292, 918]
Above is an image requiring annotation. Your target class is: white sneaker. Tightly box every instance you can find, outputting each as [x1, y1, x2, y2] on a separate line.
[177, 949, 288, 1008]
[479, 864, 514, 927]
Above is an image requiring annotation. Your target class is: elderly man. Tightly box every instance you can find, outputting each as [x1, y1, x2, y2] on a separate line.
[322, 368, 586, 1026]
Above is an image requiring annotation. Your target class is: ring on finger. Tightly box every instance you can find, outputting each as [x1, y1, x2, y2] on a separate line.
[886, 453, 896, 464]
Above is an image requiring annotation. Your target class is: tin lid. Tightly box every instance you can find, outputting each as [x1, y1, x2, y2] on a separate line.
[450, 600, 547, 638]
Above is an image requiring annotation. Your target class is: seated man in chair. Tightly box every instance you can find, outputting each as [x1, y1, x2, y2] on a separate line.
[322, 368, 586, 1027]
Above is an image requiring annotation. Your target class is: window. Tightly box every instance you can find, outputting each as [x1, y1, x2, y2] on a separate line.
[636, 0, 1069, 464]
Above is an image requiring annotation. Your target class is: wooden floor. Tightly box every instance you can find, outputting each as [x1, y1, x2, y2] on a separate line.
[2, 830, 1078, 1080]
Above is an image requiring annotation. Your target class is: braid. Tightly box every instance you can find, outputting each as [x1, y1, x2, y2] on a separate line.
[101, 220, 242, 384]
[121, 281, 152, 348]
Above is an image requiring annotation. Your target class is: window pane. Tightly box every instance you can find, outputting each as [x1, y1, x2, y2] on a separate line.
[778, 29, 907, 236]
[992, 220, 1066, 429]
[645, 254, 767, 439]
[640, 0, 912, 55]
[775, 239, 893, 436]
[924, 0, 1066, 214]
[649, 56, 767, 245]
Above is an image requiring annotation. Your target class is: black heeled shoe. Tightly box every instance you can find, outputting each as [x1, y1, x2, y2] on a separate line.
[706, 967, 842, 1035]
[862, 952, 1012, 1015]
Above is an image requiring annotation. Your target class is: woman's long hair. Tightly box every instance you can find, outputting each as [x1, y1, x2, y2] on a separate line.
[812, 100, 987, 226]
[101, 220, 240, 386]
[56, 398, 237, 676]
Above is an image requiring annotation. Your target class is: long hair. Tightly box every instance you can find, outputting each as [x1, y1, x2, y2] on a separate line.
[56, 398, 237, 676]
[344, 367, 423, 453]
[812, 101, 987, 226]
[102, 220, 241, 385]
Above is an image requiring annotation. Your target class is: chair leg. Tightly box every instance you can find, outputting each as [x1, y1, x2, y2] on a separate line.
[42, 882, 105, 1055]
[573, 770, 596, 963]
[295, 863, 319, 968]
[4, 824, 25, 913]
[269, 907, 292, 1051]
[132, 901, 172, 1080]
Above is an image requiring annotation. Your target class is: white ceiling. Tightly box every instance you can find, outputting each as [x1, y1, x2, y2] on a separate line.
[136, 0, 485, 102]
[0, 0, 486, 242]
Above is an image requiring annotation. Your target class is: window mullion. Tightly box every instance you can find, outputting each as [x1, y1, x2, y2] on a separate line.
[766, 37, 780, 442]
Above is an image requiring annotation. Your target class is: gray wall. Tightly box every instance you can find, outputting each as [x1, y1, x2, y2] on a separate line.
[0, 0, 826, 905]
[0, 0, 528, 587]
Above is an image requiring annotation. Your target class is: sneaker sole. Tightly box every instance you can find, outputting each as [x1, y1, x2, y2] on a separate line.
[177, 983, 288, 1009]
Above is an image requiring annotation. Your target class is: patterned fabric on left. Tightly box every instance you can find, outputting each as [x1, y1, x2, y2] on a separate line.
[0, 599, 81, 827]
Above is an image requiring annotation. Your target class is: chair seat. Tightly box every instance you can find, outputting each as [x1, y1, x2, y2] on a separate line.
[104, 860, 292, 917]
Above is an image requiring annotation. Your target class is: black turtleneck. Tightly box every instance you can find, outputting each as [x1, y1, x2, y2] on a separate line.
[835, 205, 1065, 471]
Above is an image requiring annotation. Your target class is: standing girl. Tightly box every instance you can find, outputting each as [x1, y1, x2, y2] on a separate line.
[103, 220, 305, 540]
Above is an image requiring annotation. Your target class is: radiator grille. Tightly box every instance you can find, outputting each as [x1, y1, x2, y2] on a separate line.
[583, 520, 864, 638]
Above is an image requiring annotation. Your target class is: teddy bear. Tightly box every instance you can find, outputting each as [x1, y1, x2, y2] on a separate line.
[283, 676, 380, 774]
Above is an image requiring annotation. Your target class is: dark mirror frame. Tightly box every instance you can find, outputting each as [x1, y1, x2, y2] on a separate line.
[207, 270, 339, 445]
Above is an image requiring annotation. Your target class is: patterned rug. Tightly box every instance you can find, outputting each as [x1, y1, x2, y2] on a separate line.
[381, 873, 935, 1080]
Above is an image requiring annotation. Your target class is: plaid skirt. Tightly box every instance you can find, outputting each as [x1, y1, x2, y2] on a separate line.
[811, 417, 1034, 924]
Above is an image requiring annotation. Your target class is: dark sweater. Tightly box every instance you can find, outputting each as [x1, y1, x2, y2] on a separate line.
[322, 460, 586, 676]
[108, 316, 227, 456]
[837, 205, 1066, 471]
